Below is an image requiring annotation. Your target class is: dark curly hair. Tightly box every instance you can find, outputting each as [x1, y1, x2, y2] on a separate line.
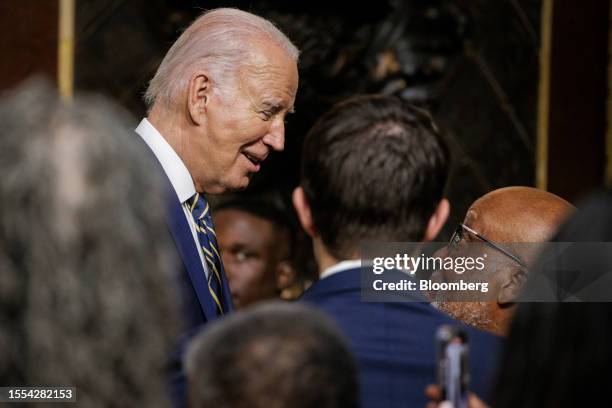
[300, 94, 449, 258]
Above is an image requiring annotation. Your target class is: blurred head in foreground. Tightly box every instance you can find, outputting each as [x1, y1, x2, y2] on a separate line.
[0, 79, 179, 407]
[185, 302, 359, 408]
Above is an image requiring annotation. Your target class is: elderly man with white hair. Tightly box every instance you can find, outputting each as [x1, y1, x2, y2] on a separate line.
[135, 8, 299, 407]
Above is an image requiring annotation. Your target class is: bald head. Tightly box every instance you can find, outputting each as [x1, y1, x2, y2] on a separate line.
[465, 186, 574, 244]
[431, 187, 574, 336]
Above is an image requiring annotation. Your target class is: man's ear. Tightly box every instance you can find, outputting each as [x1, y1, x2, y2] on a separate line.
[275, 261, 297, 291]
[423, 198, 450, 242]
[292, 187, 316, 237]
[498, 265, 528, 305]
[187, 72, 211, 125]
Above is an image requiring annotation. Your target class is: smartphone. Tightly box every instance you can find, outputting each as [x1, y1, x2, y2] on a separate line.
[436, 325, 469, 408]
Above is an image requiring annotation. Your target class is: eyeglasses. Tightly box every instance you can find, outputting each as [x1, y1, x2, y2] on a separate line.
[449, 223, 527, 268]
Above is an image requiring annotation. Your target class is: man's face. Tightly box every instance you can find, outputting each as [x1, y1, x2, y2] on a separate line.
[190, 40, 298, 194]
[215, 209, 290, 309]
[429, 211, 506, 329]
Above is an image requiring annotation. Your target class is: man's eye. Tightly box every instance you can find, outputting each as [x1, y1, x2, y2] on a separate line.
[449, 233, 462, 250]
[259, 111, 272, 121]
[235, 251, 248, 262]
[452, 235, 461, 247]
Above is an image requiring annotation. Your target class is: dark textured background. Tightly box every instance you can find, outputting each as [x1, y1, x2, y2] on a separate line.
[75, 0, 540, 238]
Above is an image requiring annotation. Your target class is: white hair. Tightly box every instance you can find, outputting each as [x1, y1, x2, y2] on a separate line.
[144, 8, 299, 111]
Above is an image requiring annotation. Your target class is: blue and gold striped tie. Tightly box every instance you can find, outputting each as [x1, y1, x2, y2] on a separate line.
[186, 193, 226, 315]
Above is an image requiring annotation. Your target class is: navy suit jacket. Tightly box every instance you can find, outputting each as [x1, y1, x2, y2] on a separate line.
[165, 186, 234, 406]
[140, 138, 233, 407]
[300, 268, 501, 408]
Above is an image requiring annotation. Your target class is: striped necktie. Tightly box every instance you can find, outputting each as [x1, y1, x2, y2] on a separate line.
[186, 192, 226, 315]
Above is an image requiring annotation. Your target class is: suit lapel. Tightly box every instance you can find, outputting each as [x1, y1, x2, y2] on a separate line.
[219, 261, 234, 313]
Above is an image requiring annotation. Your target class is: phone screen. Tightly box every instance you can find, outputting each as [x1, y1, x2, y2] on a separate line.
[436, 325, 469, 408]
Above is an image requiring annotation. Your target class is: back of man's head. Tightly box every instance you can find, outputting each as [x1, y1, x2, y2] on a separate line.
[0, 79, 179, 406]
[299, 94, 449, 259]
[185, 302, 359, 408]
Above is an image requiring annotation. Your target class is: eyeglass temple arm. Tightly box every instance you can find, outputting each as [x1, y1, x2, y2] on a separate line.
[459, 223, 527, 267]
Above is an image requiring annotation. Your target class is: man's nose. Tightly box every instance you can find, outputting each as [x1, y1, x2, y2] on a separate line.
[263, 118, 285, 151]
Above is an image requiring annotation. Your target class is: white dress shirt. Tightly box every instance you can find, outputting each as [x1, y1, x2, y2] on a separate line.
[319, 259, 362, 280]
[135, 118, 210, 279]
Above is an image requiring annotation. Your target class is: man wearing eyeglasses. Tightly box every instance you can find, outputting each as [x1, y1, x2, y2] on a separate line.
[429, 186, 574, 336]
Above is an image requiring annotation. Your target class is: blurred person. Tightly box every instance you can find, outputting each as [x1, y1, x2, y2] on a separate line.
[185, 301, 359, 408]
[214, 198, 298, 309]
[493, 191, 612, 408]
[494, 303, 612, 408]
[0, 79, 179, 407]
[425, 189, 612, 408]
[293, 95, 501, 408]
[137, 8, 299, 405]
[429, 187, 574, 336]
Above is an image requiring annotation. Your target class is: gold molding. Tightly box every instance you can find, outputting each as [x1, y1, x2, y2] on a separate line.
[536, 0, 554, 190]
[58, 0, 75, 101]
[606, 0, 612, 186]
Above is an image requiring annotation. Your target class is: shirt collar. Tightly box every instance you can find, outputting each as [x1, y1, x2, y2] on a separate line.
[136, 118, 196, 204]
[319, 259, 362, 280]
